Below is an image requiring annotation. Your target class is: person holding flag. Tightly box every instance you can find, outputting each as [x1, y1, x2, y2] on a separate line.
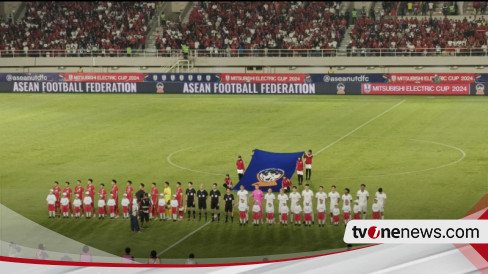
[303, 150, 313, 181]
[236, 156, 246, 181]
[296, 157, 304, 186]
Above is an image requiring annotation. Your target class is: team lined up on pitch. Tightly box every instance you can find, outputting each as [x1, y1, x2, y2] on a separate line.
[45, 179, 387, 226]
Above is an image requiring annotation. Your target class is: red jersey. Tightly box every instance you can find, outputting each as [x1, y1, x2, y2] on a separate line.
[304, 153, 313, 164]
[126, 186, 134, 199]
[63, 187, 73, 200]
[75, 186, 84, 199]
[151, 187, 159, 202]
[111, 185, 119, 197]
[225, 178, 233, 188]
[98, 189, 107, 200]
[86, 184, 95, 197]
[282, 178, 291, 188]
[53, 186, 61, 200]
[236, 160, 245, 170]
[175, 188, 183, 204]
[296, 160, 304, 171]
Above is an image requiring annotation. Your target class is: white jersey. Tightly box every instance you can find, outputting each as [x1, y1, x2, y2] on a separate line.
[332, 207, 340, 216]
[238, 202, 248, 212]
[252, 204, 261, 213]
[98, 199, 105, 207]
[107, 199, 116, 207]
[342, 204, 351, 213]
[328, 191, 340, 205]
[289, 192, 301, 204]
[132, 204, 139, 216]
[266, 203, 274, 213]
[121, 198, 130, 207]
[60, 197, 70, 206]
[83, 196, 92, 205]
[281, 206, 289, 214]
[315, 192, 327, 204]
[301, 189, 314, 203]
[158, 198, 166, 207]
[46, 194, 56, 205]
[375, 192, 387, 205]
[342, 194, 353, 205]
[317, 202, 326, 212]
[264, 193, 275, 204]
[353, 204, 360, 214]
[372, 203, 380, 212]
[170, 200, 178, 208]
[294, 205, 302, 214]
[357, 190, 370, 205]
[303, 205, 313, 214]
[73, 199, 82, 207]
[237, 190, 249, 203]
[277, 194, 289, 207]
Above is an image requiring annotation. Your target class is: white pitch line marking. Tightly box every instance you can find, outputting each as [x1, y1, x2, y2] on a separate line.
[315, 99, 406, 156]
[167, 147, 226, 176]
[157, 220, 212, 257]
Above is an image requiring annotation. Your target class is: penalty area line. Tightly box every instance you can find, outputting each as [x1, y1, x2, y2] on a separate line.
[157, 220, 212, 257]
[315, 99, 406, 156]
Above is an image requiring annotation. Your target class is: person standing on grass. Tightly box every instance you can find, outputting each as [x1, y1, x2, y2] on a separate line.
[252, 185, 264, 223]
[163, 182, 172, 220]
[176, 182, 184, 220]
[60, 193, 70, 218]
[197, 184, 208, 221]
[303, 150, 313, 181]
[158, 193, 166, 221]
[237, 184, 249, 222]
[73, 194, 82, 218]
[150, 183, 159, 219]
[357, 184, 369, 219]
[238, 198, 248, 225]
[315, 186, 327, 226]
[135, 183, 145, 204]
[342, 188, 353, 208]
[75, 180, 84, 214]
[130, 203, 141, 233]
[223, 188, 235, 223]
[170, 194, 179, 221]
[83, 191, 93, 218]
[209, 183, 221, 222]
[121, 193, 130, 219]
[223, 174, 233, 190]
[126, 181, 134, 206]
[375, 188, 387, 219]
[302, 184, 314, 222]
[98, 194, 106, 219]
[328, 185, 341, 224]
[186, 182, 197, 221]
[236, 156, 246, 181]
[111, 180, 119, 218]
[372, 199, 381, 219]
[289, 186, 301, 223]
[63, 182, 73, 216]
[140, 193, 151, 227]
[332, 204, 340, 226]
[296, 157, 304, 186]
[353, 200, 361, 220]
[53, 181, 62, 217]
[99, 183, 108, 215]
[252, 200, 261, 226]
[122, 247, 134, 263]
[294, 201, 302, 226]
[46, 189, 56, 218]
[343, 199, 351, 225]
[107, 194, 116, 219]
[87, 179, 95, 214]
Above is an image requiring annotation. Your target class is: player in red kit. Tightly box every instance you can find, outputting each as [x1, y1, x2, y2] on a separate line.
[99, 183, 108, 214]
[74, 180, 84, 214]
[111, 179, 119, 218]
[296, 157, 304, 185]
[150, 182, 159, 219]
[63, 181, 73, 216]
[281, 176, 292, 193]
[176, 182, 184, 220]
[86, 179, 95, 213]
[53, 181, 62, 217]
[303, 150, 313, 181]
[236, 156, 246, 181]
[126, 180, 134, 207]
[223, 174, 233, 190]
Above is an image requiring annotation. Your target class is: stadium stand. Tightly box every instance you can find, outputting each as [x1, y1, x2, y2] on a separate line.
[0, 1, 156, 57]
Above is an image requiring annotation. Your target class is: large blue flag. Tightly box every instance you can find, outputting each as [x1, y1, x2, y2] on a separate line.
[233, 149, 304, 192]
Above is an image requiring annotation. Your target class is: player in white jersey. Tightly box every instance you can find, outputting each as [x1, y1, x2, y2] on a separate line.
[97, 195, 106, 219]
[375, 188, 387, 219]
[301, 184, 314, 222]
[60, 193, 70, 218]
[342, 188, 353, 207]
[328, 185, 341, 223]
[342, 199, 351, 225]
[237, 185, 249, 221]
[46, 189, 57, 218]
[83, 192, 93, 218]
[158, 193, 167, 221]
[277, 188, 289, 215]
[264, 188, 275, 206]
[316, 193, 326, 227]
[289, 186, 301, 224]
[238, 199, 248, 225]
[356, 184, 369, 219]
[73, 194, 82, 218]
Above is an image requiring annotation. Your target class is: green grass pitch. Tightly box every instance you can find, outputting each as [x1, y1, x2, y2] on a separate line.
[1, 94, 487, 260]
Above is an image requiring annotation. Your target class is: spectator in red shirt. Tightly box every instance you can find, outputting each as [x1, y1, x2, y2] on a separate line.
[223, 174, 233, 190]
[281, 176, 292, 193]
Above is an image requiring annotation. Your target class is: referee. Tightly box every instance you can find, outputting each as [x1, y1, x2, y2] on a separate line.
[140, 193, 151, 228]
[185, 182, 197, 221]
[197, 184, 208, 221]
[209, 183, 221, 222]
[223, 188, 235, 223]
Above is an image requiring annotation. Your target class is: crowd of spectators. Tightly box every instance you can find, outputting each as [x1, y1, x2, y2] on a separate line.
[348, 15, 488, 56]
[0, 1, 156, 57]
[155, 1, 348, 57]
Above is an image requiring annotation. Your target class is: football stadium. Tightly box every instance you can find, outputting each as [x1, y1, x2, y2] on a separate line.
[0, 1, 488, 269]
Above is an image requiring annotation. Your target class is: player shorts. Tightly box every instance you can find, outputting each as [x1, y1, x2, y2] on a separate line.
[198, 200, 207, 210]
[225, 204, 232, 213]
[239, 211, 246, 219]
[252, 212, 260, 220]
[329, 203, 337, 212]
[344, 213, 350, 220]
[140, 212, 149, 222]
[109, 206, 115, 214]
[74, 207, 80, 214]
[237, 169, 244, 174]
[98, 207, 105, 214]
[354, 212, 361, 219]
[281, 213, 288, 221]
[48, 204, 55, 211]
[171, 207, 177, 215]
[304, 213, 312, 221]
[210, 201, 219, 210]
[333, 215, 340, 222]
[187, 200, 195, 208]
[378, 203, 384, 212]
[294, 213, 301, 222]
[123, 206, 129, 214]
[373, 212, 380, 219]
[297, 171, 303, 175]
[62, 205, 68, 213]
[267, 213, 274, 220]
[305, 164, 312, 169]
[85, 205, 92, 212]
[359, 203, 367, 212]
[159, 206, 165, 212]
[318, 211, 325, 220]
